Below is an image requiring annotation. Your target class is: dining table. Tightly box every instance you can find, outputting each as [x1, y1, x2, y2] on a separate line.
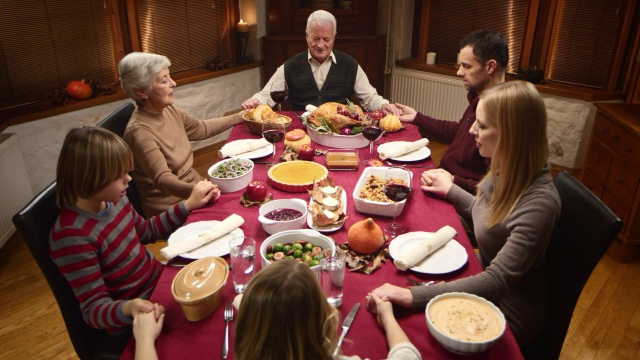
[121, 111, 524, 360]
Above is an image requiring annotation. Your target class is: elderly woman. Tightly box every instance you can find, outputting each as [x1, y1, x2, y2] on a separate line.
[119, 52, 243, 216]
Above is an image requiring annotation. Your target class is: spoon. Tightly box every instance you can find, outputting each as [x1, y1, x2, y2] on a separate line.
[386, 161, 433, 169]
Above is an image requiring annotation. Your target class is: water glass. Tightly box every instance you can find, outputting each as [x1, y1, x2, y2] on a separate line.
[320, 249, 346, 307]
[229, 236, 256, 294]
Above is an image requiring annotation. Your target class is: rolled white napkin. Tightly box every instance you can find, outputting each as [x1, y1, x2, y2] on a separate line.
[378, 138, 430, 160]
[393, 225, 457, 271]
[161, 214, 245, 260]
[305, 104, 318, 112]
[218, 138, 271, 158]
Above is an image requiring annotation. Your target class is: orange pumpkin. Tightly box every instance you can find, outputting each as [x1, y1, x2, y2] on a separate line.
[347, 218, 385, 254]
[67, 80, 93, 100]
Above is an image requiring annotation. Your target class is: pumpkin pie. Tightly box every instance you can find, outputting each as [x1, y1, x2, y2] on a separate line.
[267, 161, 328, 192]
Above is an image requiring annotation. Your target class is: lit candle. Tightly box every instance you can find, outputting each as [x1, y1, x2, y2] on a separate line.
[237, 19, 249, 33]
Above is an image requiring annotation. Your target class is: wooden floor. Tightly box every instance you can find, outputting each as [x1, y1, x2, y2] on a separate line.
[2, 140, 640, 359]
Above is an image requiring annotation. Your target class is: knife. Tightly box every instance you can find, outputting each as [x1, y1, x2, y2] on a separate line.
[333, 302, 360, 356]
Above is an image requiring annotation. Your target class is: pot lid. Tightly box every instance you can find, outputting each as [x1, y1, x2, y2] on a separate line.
[172, 257, 228, 301]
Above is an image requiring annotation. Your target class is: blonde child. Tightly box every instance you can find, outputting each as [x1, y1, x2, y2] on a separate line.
[50, 126, 218, 335]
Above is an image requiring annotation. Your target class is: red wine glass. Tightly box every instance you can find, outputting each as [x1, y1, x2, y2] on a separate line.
[270, 81, 288, 112]
[383, 167, 412, 237]
[261, 119, 286, 167]
[362, 116, 384, 163]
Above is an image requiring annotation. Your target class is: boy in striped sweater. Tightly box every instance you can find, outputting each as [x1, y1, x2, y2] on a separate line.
[50, 126, 218, 337]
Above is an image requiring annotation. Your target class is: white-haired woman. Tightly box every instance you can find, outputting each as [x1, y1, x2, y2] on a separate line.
[119, 52, 243, 216]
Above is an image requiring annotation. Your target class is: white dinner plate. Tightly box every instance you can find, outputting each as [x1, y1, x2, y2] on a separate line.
[307, 190, 347, 233]
[220, 139, 274, 159]
[377, 141, 431, 162]
[388, 231, 468, 274]
[167, 220, 244, 259]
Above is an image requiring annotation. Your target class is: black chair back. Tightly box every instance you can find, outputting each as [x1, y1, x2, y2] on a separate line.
[523, 171, 623, 359]
[12, 182, 124, 359]
[97, 102, 146, 218]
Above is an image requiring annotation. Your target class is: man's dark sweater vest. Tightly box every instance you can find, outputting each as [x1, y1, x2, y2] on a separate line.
[284, 50, 358, 110]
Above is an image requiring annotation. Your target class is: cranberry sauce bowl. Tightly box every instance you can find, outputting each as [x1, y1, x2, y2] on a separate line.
[258, 198, 308, 235]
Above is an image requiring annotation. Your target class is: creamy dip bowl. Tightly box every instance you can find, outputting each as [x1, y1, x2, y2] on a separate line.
[426, 292, 506, 354]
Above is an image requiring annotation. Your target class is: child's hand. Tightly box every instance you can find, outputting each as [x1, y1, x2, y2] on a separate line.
[184, 180, 218, 211]
[123, 298, 155, 318]
[133, 311, 164, 343]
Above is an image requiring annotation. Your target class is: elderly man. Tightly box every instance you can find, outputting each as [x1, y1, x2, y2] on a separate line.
[242, 10, 399, 115]
[395, 29, 508, 194]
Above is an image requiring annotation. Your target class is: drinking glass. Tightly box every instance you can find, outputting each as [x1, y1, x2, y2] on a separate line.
[361, 116, 384, 164]
[229, 236, 257, 294]
[270, 81, 288, 112]
[261, 119, 286, 167]
[383, 167, 412, 237]
[320, 248, 346, 307]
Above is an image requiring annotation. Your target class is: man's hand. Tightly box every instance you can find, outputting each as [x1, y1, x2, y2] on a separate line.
[241, 97, 261, 110]
[381, 103, 402, 116]
[394, 103, 417, 123]
[370, 283, 414, 308]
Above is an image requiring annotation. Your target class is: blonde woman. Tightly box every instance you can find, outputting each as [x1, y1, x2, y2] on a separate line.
[234, 260, 421, 360]
[372, 81, 560, 347]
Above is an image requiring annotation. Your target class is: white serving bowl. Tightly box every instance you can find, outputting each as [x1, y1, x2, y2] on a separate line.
[307, 126, 369, 149]
[258, 198, 308, 235]
[426, 292, 506, 354]
[207, 157, 254, 193]
[260, 229, 336, 272]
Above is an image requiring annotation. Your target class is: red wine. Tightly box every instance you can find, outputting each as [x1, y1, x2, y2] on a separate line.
[362, 126, 384, 141]
[385, 183, 411, 202]
[262, 129, 284, 143]
[270, 90, 288, 103]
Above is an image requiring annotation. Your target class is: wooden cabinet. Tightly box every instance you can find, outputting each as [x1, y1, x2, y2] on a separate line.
[262, 0, 386, 102]
[582, 103, 640, 261]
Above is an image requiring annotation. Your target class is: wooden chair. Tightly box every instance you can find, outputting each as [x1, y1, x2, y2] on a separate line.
[96, 102, 146, 218]
[12, 182, 124, 360]
[522, 171, 623, 359]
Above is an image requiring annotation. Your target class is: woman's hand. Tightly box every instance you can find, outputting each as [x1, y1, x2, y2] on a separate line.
[184, 180, 219, 211]
[394, 103, 417, 123]
[421, 169, 454, 196]
[370, 283, 413, 308]
[366, 292, 395, 328]
[133, 311, 164, 342]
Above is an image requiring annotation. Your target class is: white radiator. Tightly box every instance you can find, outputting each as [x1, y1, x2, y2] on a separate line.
[0, 133, 33, 249]
[390, 68, 468, 122]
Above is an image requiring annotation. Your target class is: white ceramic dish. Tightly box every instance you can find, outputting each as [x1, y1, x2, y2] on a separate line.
[426, 292, 506, 354]
[208, 157, 254, 193]
[388, 231, 468, 274]
[352, 166, 409, 217]
[167, 221, 244, 259]
[260, 229, 336, 272]
[307, 190, 347, 232]
[258, 198, 308, 235]
[220, 139, 274, 159]
[307, 126, 369, 149]
[377, 141, 432, 162]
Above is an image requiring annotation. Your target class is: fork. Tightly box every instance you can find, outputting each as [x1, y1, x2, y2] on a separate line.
[222, 301, 233, 359]
[405, 275, 436, 286]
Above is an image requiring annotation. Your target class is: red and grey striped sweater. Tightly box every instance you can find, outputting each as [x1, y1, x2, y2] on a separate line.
[49, 197, 189, 333]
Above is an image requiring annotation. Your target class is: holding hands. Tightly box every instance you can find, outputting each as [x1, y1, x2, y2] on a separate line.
[394, 103, 418, 123]
[370, 283, 414, 308]
[184, 180, 220, 211]
[381, 103, 402, 116]
[420, 169, 454, 196]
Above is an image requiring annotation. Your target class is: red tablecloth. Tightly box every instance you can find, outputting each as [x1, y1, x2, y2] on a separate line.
[122, 113, 523, 360]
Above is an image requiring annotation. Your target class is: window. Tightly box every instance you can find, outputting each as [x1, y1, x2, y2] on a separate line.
[414, 0, 637, 93]
[0, 0, 235, 107]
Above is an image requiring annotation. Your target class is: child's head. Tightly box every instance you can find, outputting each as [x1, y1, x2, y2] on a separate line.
[56, 126, 134, 207]
[234, 259, 339, 360]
